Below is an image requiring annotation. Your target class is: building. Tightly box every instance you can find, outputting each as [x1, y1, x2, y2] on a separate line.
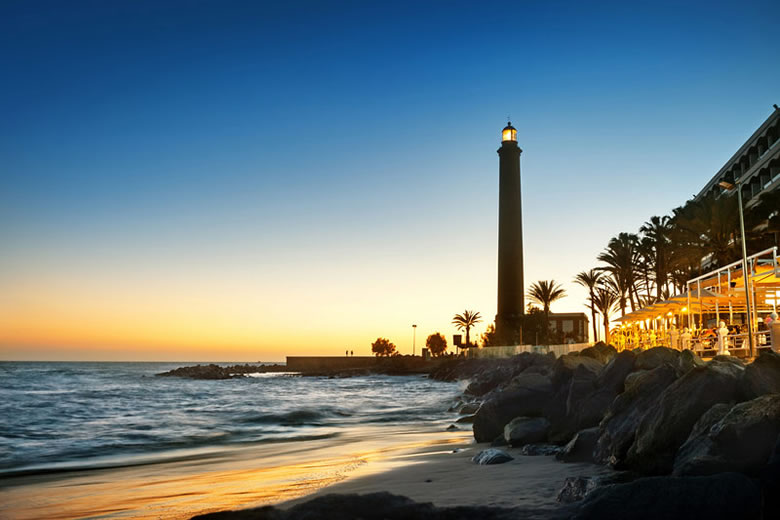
[547, 312, 590, 344]
[495, 122, 525, 345]
[695, 106, 780, 208]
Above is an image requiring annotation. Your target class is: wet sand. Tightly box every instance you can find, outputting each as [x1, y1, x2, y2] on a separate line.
[0, 427, 471, 520]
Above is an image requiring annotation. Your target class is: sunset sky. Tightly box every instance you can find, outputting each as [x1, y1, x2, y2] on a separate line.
[2, 1, 779, 361]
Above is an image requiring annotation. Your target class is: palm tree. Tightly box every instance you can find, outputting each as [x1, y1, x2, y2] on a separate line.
[591, 285, 620, 344]
[597, 233, 640, 315]
[640, 215, 673, 301]
[452, 310, 482, 348]
[527, 280, 567, 320]
[573, 270, 601, 343]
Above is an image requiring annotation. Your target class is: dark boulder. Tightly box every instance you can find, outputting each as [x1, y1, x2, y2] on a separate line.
[579, 342, 618, 364]
[572, 473, 761, 520]
[472, 448, 513, 465]
[677, 349, 705, 374]
[624, 361, 742, 474]
[521, 444, 562, 456]
[670, 403, 733, 476]
[504, 416, 550, 446]
[192, 492, 519, 520]
[459, 402, 480, 415]
[557, 427, 599, 463]
[740, 349, 780, 399]
[547, 363, 601, 443]
[565, 351, 637, 436]
[557, 476, 599, 504]
[634, 347, 680, 371]
[594, 364, 678, 467]
[472, 372, 554, 443]
[596, 350, 636, 393]
[674, 395, 780, 476]
[551, 354, 603, 389]
[465, 365, 517, 397]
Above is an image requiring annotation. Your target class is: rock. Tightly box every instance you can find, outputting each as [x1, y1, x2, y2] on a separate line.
[557, 427, 599, 463]
[472, 372, 554, 443]
[634, 347, 680, 371]
[465, 365, 517, 397]
[192, 491, 519, 520]
[456, 414, 475, 424]
[472, 448, 514, 465]
[596, 350, 636, 393]
[673, 395, 780, 477]
[446, 424, 459, 431]
[551, 355, 604, 389]
[557, 476, 598, 503]
[711, 355, 745, 367]
[625, 362, 742, 474]
[504, 417, 551, 446]
[579, 342, 618, 364]
[763, 434, 780, 519]
[547, 364, 601, 443]
[677, 349, 705, 374]
[622, 369, 647, 390]
[740, 350, 780, 399]
[459, 402, 480, 415]
[521, 444, 562, 456]
[670, 403, 733, 476]
[572, 473, 762, 520]
[594, 364, 678, 467]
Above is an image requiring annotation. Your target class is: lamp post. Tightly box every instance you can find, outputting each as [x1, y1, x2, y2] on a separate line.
[718, 180, 755, 357]
[412, 324, 417, 356]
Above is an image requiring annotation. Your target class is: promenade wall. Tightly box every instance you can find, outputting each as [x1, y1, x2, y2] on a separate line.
[467, 343, 592, 359]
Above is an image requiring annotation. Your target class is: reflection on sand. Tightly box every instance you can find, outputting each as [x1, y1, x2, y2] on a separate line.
[0, 427, 471, 520]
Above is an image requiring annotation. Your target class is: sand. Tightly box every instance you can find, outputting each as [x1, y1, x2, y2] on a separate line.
[280, 441, 615, 517]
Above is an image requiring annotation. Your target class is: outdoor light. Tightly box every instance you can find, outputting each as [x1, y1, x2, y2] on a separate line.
[682, 307, 687, 312]
[501, 122, 517, 142]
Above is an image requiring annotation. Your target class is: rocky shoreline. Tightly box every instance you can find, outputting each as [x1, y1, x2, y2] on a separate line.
[190, 344, 780, 519]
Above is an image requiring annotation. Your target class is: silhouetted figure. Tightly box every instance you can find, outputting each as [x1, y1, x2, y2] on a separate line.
[350, 350, 354, 356]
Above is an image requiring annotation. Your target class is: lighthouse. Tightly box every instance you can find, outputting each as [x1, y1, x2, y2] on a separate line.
[495, 122, 524, 345]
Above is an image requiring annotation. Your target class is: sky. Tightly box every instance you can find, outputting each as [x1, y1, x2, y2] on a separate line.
[1, 0, 779, 361]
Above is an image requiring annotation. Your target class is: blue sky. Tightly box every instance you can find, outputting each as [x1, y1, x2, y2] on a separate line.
[1, 1, 778, 359]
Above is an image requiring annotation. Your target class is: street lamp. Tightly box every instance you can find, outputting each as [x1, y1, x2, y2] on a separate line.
[718, 179, 755, 357]
[412, 324, 417, 356]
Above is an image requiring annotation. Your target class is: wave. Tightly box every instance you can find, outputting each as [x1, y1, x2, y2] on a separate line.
[238, 408, 352, 426]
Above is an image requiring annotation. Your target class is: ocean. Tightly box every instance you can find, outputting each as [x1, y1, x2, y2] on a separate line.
[0, 362, 468, 519]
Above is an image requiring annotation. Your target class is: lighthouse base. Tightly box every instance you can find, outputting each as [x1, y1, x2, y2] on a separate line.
[495, 313, 523, 346]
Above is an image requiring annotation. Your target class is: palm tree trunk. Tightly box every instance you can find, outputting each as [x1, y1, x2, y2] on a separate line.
[589, 288, 599, 342]
[603, 314, 611, 344]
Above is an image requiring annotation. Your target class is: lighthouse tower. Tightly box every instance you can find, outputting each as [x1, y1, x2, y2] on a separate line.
[495, 122, 524, 345]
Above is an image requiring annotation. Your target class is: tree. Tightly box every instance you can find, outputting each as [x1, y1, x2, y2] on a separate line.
[526, 280, 567, 318]
[371, 337, 396, 357]
[591, 285, 619, 344]
[598, 233, 640, 315]
[480, 323, 497, 347]
[452, 310, 482, 348]
[522, 306, 548, 345]
[640, 215, 672, 302]
[573, 269, 602, 343]
[425, 333, 447, 357]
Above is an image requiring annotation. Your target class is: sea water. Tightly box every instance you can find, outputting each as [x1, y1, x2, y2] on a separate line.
[0, 362, 463, 477]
